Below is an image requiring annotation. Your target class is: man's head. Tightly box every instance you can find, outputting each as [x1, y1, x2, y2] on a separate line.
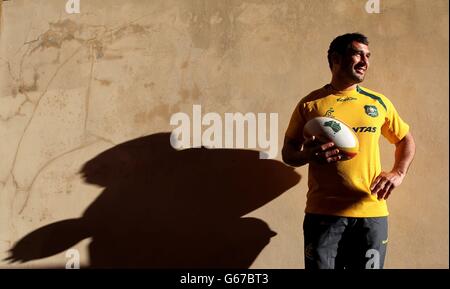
[327, 33, 370, 84]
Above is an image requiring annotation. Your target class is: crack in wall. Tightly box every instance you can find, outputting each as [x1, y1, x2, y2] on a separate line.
[9, 45, 84, 192]
[5, 9, 173, 215]
[17, 139, 107, 215]
[0, 57, 16, 82]
[83, 46, 95, 135]
[85, 131, 116, 146]
[0, 99, 30, 122]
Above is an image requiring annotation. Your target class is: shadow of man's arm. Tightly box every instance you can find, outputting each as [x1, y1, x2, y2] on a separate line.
[4, 218, 89, 264]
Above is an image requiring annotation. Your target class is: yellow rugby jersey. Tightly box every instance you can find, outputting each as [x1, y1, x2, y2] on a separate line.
[285, 84, 409, 217]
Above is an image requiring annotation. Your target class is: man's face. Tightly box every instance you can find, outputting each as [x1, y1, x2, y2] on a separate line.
[336, 41, 371, 83]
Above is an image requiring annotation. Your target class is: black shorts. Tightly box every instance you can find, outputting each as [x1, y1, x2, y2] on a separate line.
[303, 213, 388, 269]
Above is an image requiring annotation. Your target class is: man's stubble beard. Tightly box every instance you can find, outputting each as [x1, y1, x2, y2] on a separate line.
[347, 67, 365, 83]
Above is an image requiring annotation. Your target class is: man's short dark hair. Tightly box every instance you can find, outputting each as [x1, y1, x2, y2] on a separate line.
[327, 33, 369, 69]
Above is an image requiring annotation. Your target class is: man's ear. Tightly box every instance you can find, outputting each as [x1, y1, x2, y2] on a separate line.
[330, 52, 341, 69]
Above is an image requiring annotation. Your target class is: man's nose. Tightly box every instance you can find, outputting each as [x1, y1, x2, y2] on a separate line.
[361, 55, 369, 66]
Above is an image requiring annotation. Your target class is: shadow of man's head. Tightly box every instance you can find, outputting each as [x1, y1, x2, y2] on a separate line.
[7, 132, 301, 268]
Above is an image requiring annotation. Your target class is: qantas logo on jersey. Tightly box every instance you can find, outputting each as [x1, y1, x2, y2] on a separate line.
[353, 126, 377, 133]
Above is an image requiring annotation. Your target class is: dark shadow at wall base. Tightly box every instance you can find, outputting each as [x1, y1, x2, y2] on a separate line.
[6, 132, 301, 268]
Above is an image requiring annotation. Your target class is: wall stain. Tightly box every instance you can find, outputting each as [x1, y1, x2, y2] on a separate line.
[102, 54, 124, 60]
[133, 103, 170, 125]
[89, 39, 104, 59]
[29, 19, 150, 62]
[179, 89, 190, 102]
[192, 83, 201, 100]
[178, 83, 201, 102]
[95, 78, 111, 86]
[109, 23, 149, 42]
[144, 82, 155, 89]
[181, 61, 189, 69]
[181, 0, 239, 53]
[18, 72, 39, 93]
[30, 19, 80, 53]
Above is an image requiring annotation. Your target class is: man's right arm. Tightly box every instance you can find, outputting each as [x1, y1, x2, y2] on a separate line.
[282, 137, 310, 167]
[282, 136, 342, 167]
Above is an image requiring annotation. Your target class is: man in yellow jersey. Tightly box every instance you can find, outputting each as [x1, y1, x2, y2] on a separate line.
[282, 33, 416, 269]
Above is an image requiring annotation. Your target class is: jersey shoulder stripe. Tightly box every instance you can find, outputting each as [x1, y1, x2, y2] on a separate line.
[356, 86, 387, 111]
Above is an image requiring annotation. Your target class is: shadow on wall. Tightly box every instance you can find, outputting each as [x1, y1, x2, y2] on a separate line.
[5, 132, 301, 268]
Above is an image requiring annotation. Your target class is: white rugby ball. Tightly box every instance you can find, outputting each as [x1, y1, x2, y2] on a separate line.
[303, 116, 359, 159]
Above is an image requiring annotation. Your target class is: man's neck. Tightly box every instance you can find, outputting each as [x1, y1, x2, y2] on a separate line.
[330, 77, 358, 91]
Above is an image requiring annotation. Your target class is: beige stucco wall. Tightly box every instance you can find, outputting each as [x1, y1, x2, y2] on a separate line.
[0, 0, 448, 268]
